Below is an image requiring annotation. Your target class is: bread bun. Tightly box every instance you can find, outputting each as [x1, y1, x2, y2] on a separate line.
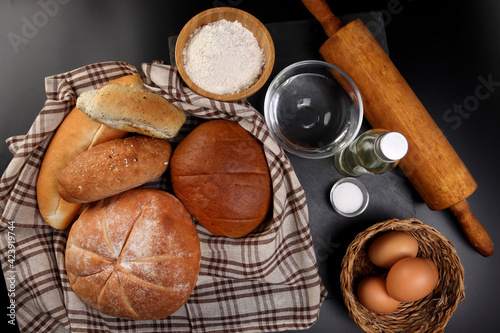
[170, 120, 272, 238]
[77, 85, 186, 139]
[65, 188, 201, 320]
[37, 75, 145, 229]
[58, 136, 172, 203]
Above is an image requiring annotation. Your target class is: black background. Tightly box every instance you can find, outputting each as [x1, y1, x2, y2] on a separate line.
[1, 1, 499, 332]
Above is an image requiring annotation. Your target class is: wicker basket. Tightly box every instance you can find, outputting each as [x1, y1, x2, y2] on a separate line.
[341, 218, 465, 333]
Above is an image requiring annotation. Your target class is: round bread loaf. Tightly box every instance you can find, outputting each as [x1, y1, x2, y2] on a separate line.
[170, 120, 272, 238]
[65, 188, 201, 320]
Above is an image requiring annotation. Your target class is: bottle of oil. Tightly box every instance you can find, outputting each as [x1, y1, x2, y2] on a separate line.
[334, 129, 408, 177]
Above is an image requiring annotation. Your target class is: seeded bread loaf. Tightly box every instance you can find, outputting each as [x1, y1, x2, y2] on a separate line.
[58, 136, 172, 204]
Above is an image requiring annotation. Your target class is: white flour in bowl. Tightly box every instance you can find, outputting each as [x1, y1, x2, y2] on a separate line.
[183, 19, 265, 95]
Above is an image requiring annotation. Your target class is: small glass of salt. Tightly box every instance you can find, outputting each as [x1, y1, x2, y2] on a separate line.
[330, 177, 369, 217]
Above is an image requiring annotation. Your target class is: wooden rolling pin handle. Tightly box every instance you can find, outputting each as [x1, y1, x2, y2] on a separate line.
[449, 200, 494, 257]
[301, 0, 344, 37]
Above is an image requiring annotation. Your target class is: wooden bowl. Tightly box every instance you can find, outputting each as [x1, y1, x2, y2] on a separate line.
[175, 7, 275, 102]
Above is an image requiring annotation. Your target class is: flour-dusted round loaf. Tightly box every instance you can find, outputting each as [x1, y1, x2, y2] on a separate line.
[65, 188, 201, 320]
[170, 120, 272, 238]
[58, 135, 172, 203]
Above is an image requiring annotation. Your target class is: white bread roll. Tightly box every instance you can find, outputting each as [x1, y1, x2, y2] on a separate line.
[36, 75, 146, 229]
[77, 85, 186, 139]
[58, 136, 172, 203]
[65, 188, 201, 320]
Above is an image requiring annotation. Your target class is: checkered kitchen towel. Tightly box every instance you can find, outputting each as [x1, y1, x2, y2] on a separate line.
[0, 61, 327, 333]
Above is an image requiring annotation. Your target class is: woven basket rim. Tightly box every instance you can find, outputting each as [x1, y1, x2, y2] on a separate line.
[340, 218, 465, 333]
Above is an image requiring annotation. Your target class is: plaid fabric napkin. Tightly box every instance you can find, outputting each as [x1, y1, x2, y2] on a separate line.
[0, 61, 327, 333]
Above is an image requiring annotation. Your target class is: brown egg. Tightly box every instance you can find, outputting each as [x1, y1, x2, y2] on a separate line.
[386, 257, 437, 302]
[357, 276, 401, 314]
[368, 231, 419, 268]
[423, 257, 440, 286]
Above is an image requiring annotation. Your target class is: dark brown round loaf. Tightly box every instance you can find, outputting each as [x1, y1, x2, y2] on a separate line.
[65, 188, 201, 320]
[170, 120, 272, 238]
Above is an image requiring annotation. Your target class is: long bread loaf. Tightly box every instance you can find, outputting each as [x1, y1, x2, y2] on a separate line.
[36, 75, 146, 229]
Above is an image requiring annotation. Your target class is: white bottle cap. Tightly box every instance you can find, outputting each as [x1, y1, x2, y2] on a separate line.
[375, 132, 408, 162]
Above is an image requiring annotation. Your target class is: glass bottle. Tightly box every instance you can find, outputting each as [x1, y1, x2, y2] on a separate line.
[334, 129, 408, 177]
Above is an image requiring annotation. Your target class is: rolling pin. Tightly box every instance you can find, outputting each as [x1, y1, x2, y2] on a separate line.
[302, 0, 494, 256]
